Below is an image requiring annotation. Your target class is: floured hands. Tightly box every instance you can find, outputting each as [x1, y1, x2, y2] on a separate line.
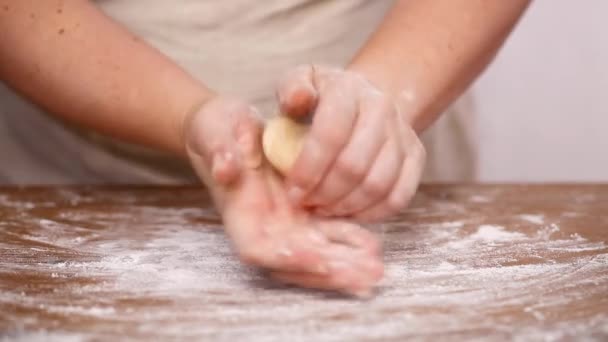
[276, 65, 426, 222]
[184, 97, 383, 296]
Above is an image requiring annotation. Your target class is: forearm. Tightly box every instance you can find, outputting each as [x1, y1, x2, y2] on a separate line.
[0, 0, 212, 156]
[349, 0, 530, 132]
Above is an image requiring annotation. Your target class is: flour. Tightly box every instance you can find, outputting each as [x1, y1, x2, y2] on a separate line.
[433, 221, 465, 229]
[562, 212, 583, 218]
[518, 214, 545, 225]
[469, 195, 492, 203]
[1, 189, 607, 341]
[0, 194, 37, 209]
[443, 224, 526, 250]
[470, 224, 527, 242]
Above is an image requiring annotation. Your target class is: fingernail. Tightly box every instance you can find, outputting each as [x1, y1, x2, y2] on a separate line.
[211, 153, 226, 180]
[287, 186, 305, 204]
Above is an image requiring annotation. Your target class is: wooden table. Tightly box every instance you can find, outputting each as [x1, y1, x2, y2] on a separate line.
[1, 185, 607, 341]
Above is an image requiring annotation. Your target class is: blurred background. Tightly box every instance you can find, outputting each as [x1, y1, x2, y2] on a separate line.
[1, 0, 605, 184]
[472, 0, 607, 182]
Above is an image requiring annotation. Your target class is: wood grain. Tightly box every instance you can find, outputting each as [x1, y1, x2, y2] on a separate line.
[1, 185, 607, 341]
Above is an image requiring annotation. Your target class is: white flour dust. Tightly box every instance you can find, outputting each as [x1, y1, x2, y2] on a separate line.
[469, 224, 527, 242]
[469, 195, 492, 203]
[518, 214, 545, 225]
[1, 188, 607, 341]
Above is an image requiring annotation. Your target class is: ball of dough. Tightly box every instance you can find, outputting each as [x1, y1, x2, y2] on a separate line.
[262, 116, 310, 175]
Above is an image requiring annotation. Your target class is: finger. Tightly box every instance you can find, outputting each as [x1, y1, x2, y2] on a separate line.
[234, 108, 264, 170]
[323, 136, 403, 216]
[187, 99, 262, 187]
[354, 136, 425, 222]
[276, 65, 319, 118]
[212, 108, 263, 186]
[265, 235, 382, 281]
[316, 220, 382, 257]
[210, 149, 241, 186]
[271, 251, 383, 297]
[271, 270, 368, 297]
[321, 243, 384, 291]
[304, 91, 388, 207]
[238, 228, 332, 274]
[285, 78, 359, 204]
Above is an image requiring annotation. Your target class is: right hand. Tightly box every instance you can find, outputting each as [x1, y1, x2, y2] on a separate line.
[275, 65, 426, 222]
[182, 96, 384, 296]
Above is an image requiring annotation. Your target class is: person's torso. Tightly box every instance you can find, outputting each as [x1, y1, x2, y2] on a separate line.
[0, 0, 476, 184]
[99, 0, 394, 114]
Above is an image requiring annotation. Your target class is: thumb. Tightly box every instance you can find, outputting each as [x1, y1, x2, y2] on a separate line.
[212, 110, 264, 187]
[276, 65, 319, 118]
[209, 148, 241, 186]
[186, 98, 263, 187]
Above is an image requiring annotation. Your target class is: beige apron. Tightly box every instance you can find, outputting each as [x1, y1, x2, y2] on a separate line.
[0, 0, 476, 184]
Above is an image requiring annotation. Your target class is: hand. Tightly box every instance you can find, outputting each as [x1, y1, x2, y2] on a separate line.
[276, 65, 426, 222]
[183, 96, 384, 296]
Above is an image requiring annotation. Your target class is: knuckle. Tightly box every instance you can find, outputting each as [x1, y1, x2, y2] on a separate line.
[316, 129, 347, 151]
[291, 171, 319, 190]
[335, 157, 367, 182]
[362, 178, 389, 198]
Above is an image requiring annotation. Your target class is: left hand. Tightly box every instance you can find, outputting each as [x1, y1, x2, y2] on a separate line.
[276, 65, 426, 222]
[184, 96, 384, 296]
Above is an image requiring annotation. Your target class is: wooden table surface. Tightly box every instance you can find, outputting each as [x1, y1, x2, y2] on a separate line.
[1, 185, 607, 341]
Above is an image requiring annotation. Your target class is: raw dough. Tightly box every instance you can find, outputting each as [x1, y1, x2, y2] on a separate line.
[262, 116, 310, 175]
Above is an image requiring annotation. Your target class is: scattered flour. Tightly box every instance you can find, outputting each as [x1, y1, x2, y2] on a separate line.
[518, 214, 545, 225]
[470, 225, 527, 242]
[437, 221, 465, 229]
[1, 190, 606, 341]
[469, 195, 492, 203]
[445, 225, 527, 250]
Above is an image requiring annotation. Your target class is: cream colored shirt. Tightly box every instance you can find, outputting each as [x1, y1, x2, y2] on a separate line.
[0, 0, 476, 184]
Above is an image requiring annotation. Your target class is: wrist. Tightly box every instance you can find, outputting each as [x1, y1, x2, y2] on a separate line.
[178, 91, 218, 158]
[347, 62, 428, 132]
